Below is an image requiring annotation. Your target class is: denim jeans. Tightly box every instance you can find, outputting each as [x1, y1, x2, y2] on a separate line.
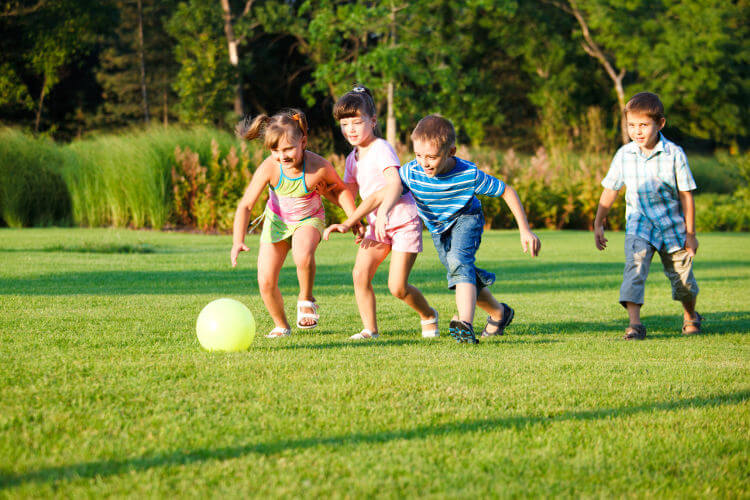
[431, 206, 496, 290]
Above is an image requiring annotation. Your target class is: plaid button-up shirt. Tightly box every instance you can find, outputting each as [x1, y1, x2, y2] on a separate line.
[602, 134, 697, 253]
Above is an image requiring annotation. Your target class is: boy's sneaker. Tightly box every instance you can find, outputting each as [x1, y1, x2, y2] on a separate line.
[449, 319, 479, 344]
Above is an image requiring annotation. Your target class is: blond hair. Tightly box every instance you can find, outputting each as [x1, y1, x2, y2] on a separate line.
[410, 114, 456, 153]
[235, 109, 308, 149]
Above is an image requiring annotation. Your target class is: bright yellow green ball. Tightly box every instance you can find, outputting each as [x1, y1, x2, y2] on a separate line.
[196, 298, 255, 352]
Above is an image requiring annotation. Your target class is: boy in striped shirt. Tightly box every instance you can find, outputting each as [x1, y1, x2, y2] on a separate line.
[594, 92, 701, 340]
[325, 114, 540, 343]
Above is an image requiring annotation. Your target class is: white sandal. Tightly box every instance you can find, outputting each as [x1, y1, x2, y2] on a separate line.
[296, 300, 319, 329]
[265, 327, 291, 338]
[350, 329, 379, 340]
[421, 308, 439, 338]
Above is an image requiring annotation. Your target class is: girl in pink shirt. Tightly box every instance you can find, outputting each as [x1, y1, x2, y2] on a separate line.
[326, 86, 438, 339]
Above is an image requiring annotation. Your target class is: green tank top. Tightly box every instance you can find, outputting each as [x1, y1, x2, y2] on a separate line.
[273, 160, 308, 197]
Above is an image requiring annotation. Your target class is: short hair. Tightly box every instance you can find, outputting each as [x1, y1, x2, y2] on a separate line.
[333, 85, 381, 137]
[625, 92, 665, 122]
[410, 114, 456, 153]
[235, 109, 307, 149]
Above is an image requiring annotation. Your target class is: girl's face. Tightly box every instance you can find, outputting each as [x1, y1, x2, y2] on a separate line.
[339, 112, 376, 148]
[270, 134, 306, 169]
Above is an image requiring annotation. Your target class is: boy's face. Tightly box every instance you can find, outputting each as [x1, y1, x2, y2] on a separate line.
[413, 139, 456, 177]
[626, 111, 665, 152]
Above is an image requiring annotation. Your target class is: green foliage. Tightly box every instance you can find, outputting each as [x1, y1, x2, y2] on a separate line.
[0, 128, 71, 227]
[59, 126, 245, 228]
[166, 0, 234, 125]
[171, 139, 261, 232]
[464, 146, 625, 230]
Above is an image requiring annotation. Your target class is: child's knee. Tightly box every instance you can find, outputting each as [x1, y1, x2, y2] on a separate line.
[388, 281, 409, 300]
[257, 274, 277, 293]
[292, 250, 315, 268]
[352, 266, 370, 288]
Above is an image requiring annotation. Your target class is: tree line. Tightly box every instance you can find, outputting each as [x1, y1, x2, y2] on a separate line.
[1, 0, 747, 151]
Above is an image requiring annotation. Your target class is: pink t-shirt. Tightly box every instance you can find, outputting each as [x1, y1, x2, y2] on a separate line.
[343, 138, 419, 228]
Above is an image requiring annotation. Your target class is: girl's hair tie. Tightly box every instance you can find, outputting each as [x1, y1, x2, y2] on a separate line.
[291, 113, 307, 137]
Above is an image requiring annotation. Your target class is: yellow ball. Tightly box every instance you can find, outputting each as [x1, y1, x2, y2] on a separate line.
[196, 298, 255, 352]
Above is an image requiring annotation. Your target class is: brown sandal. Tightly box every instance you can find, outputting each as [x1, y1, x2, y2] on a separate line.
[624, 324, 646, 340]
[682, 313, 703, 335]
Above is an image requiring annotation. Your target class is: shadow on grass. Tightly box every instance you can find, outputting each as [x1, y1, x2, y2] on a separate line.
[519, 311, 750, 337]
[1, 260, 746, 296]
[2, 390, 747, 489]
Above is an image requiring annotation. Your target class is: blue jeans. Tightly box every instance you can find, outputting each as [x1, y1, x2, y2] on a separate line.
[431, 207, 496, 290]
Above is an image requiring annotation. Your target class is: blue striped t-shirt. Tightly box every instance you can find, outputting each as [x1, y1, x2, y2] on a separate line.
[399, 157, 506, 233]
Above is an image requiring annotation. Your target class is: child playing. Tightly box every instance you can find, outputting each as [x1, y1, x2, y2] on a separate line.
[325, 114, 541, 344]
[331, 85, 438, 340]
[231, 109, 360, 338]
[594, 92, 701, 340]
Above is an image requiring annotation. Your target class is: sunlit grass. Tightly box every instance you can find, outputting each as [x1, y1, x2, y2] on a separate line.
[0, 228, 747, 497]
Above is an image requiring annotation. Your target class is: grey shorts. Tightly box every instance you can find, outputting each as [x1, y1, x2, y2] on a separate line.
[619, 235, 699, 306]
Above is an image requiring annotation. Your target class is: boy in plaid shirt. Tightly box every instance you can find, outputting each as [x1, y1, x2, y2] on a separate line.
[594, 92, 701, 340]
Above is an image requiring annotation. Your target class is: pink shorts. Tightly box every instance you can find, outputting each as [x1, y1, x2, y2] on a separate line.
[363, 219, 423, 253]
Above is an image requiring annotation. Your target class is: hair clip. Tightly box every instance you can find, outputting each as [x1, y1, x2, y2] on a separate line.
[352, 86, 366, 93]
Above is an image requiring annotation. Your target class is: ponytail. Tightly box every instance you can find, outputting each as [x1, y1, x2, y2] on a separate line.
[235, 109, 308, 149]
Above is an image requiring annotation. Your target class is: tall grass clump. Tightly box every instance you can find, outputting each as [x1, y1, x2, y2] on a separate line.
[60, 126, 245, 228]
[0, 128, 71, 227]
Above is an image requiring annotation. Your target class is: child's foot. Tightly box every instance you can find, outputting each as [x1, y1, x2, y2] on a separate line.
[296, 300, 319, 329]
[420, 308, 439, 338]
[682, 312, 703, 335]
[623, 323, 646, 340]
[265, 326, 291, 338]
[350, 329, 379, 340]
[481, 303, 514, 337]
[449, 319, 479, 344]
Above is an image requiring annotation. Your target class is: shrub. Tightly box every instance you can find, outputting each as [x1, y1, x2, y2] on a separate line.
[0, 128, 71, 227]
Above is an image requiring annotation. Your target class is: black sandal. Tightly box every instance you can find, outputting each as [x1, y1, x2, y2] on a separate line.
[682, 313, 703, 335]
[481, 303, 514, 337]
[624, 323, 646, 340]
[449, 319, 479, 344]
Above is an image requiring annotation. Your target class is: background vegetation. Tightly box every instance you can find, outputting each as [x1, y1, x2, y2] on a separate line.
[1, 0, 747, 151]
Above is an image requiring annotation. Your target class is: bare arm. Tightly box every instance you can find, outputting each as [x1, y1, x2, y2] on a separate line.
[231, 161, 271, 267]
[679, 190, 698, 256]
[501, 185, 541, 257]
[593, 188, 619, 251]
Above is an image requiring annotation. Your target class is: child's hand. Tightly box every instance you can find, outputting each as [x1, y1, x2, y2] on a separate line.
[374, 216, 388, 241]
[521, 229, 541, 257]
[594, 226, 608, 250]
[685, 233, 699, 257]
[323, 223, 351, 241]
[231, 242, 250, 267]
[351, 222, 365, 244]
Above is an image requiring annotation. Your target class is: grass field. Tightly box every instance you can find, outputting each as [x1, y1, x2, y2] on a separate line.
[0, 228, 748, 497]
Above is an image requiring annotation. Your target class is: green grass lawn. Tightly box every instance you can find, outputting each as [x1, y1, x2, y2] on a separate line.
[0, 228, 748, 498]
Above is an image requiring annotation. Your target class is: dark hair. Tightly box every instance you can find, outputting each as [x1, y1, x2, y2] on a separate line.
[333, 85, 381, 137]
[235, 108, 308, 149]
[411, 114, 456, 153]
[625, 92, 665, 122]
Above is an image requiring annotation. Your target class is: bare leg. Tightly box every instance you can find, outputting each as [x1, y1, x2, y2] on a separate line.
[291, 225, 321, 327]
[257, 240, 291, 329]
[455, 282, 478, 325]
[625, 301, 642, 325]
[352, 239, 391, 333]
[388, 251, 435, 322]
[475, 287, 506, 333]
